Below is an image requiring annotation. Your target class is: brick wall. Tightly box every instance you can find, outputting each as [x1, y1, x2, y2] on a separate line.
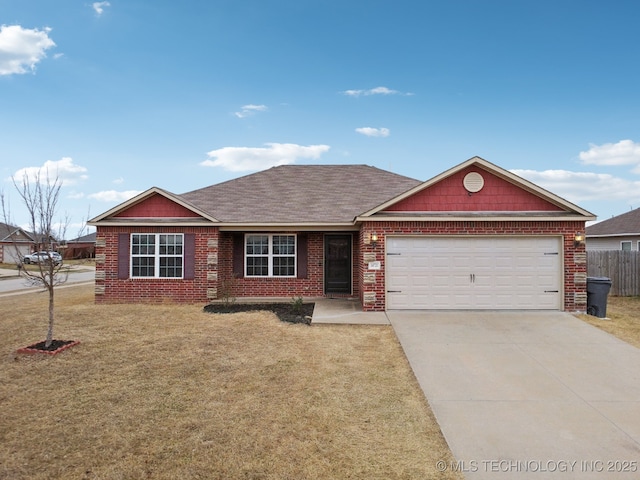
[96, 222, 586, 311]
[95, 226, 217, 304]
[217, 232, 342, 299]
[96, 229, 361, 304]
[359, 220, 587, 312]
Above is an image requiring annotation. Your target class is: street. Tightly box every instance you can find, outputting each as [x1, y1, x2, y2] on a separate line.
[0, 266, 95, 296]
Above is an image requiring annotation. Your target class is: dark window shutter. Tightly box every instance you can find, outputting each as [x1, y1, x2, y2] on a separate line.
[232, 234, 244, 278]
[297, 234, 308, 279]
[184, 233, 195, 279]
[118, 233, 130, 279]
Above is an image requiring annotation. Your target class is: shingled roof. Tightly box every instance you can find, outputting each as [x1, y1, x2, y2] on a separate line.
[586, 208, 640, 236]
[179, 164, 421, 224]
[0, 222, 34, 243]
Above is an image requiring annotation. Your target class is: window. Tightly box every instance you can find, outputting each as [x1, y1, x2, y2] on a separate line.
[245, 234, 296, 277]
[131, 233, 183, 278]
[621, 241, 632, 251]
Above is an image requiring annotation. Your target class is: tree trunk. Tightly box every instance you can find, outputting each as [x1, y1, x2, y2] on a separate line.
[45, 276, 55, 348]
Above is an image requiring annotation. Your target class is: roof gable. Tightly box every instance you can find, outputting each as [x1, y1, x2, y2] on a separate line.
[114, 193, 202, 218]
[88, 187, 218, 226]
[361, 157, 595, 220]
[0, 222, 34, 243]
[385, 165, 564, 213]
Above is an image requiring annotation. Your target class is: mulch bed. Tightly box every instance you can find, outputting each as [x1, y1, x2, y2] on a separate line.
[204, 302, 315, 324]
[16, 340, 80, 356]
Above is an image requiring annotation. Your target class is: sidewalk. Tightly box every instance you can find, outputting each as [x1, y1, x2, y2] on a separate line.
[0, 267, 21, 279]
[0, 265, 96, 297]
[0, 264, 95, 279]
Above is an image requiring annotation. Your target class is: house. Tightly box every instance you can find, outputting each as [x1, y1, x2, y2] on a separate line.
[586, 208, 640, 251]
[88, 157, 595, 311]
[0, 222, 35, 264]
[62, 232, 97, 259]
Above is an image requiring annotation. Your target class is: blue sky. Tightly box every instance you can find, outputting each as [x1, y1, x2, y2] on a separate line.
[2, 0, 640, 235]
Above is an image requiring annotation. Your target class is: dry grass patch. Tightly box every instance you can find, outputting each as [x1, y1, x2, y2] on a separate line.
[0, 285, 460, 479]
[577, 295, 640, 349]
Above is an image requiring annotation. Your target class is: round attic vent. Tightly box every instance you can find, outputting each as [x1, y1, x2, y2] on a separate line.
[463, 172, 484, 193]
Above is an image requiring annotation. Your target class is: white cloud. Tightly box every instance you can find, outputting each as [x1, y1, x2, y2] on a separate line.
[92, 1, 111, 16]
[0, 25, 56, 75]
[342, 86, 412, 97]
[579, 139, 640, 171]
[113, 177, 124, 184]
[67, 191, 85, 200]
[88, 190, 142, 202]
[12, 157, 88, 187]
[201, 143, 330, 172]
[234, 104, 267, 118]
[511, 169, 640, 204]
[355, 127, 390, 138]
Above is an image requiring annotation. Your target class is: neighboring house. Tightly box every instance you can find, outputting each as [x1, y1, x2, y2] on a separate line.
[88, 157, 595, 312]
[0, 222, 35, 264]
[586, 208, 640, 251]
[62, 232, 97, 259]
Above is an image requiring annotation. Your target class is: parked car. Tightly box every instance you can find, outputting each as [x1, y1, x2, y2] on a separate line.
[22, 251, 62, 265]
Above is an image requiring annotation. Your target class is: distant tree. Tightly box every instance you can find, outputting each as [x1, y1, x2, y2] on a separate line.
[1, 169, 70, 348]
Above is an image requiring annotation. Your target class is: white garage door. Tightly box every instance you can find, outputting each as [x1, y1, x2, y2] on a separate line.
[1, 244, 31, 264]
[386, 236, 562, 310]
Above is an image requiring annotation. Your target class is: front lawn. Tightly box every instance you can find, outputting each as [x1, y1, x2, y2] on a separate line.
[0, 284, 460, 479]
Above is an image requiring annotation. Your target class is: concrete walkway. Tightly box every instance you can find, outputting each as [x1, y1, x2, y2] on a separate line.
[311, 297, 390, 324]
[388, 311, 640, 479]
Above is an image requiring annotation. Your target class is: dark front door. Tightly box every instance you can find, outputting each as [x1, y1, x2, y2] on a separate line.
[325, 235, 352, 294]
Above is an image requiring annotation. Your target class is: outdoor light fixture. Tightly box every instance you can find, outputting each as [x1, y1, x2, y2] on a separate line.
[371, 233, 378, 246]
[574, 232, 585, 247]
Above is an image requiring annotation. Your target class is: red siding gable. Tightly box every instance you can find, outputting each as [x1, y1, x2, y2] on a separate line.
[385, 166, 564, 212]
[114, 194, 201, 218]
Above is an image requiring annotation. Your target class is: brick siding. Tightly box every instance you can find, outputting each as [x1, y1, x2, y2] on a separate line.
[96, 221, 586, 312]
[96, 229, 360, 304]
[95, 226, 216, 304]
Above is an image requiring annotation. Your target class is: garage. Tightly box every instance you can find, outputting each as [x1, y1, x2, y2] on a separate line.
[386, 236, 562, 310]
[1, 244, 31, 264]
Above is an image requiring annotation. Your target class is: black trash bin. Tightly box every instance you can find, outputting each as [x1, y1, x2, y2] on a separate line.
[586, 277, 612, 318]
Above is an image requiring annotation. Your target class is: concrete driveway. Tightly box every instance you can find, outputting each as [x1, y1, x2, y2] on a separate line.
[388, 311, 640, 479]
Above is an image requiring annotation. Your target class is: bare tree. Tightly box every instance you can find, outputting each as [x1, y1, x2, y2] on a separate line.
[1, 169, 70, 348]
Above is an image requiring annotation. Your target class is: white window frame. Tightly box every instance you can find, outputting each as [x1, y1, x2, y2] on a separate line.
[245, 234, 296, 277]
[621, 241, 632, 251]
[131, 233, 184, 279]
